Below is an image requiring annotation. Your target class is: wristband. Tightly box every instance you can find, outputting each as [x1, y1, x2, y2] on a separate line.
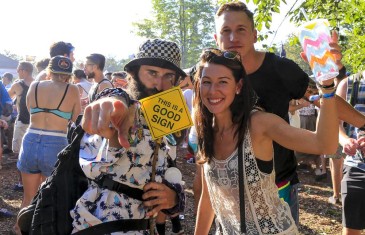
[309, 91, 336, 102]
[94, 88, 135, 107]
[322, 91, 336, 99]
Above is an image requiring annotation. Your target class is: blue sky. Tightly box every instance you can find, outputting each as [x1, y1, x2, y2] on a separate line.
[0, 0, 300, 62]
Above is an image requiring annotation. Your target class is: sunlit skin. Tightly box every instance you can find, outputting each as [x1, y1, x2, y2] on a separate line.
[111, 76, 128, 89]
[138, 65, 176, 91]
[83, 61, 95, 78]
[200, 63, 242, 118]
[214, 11, 257, 62]
[69, 51, 75, 63]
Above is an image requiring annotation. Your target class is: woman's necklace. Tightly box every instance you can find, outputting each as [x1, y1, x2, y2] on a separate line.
[218, 125, 235, 141]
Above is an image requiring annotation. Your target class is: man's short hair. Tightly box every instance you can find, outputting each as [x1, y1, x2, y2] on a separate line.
[2, 72, 13, 81]
[86, 53, 106, 71]
[35, 58, 51, 71]
[18, 61, 34, 74]
[73, 69, 86, 79]
[50, 41, 74, 58]
[112, 71, 127, 79]
[215, 1, 255, 30]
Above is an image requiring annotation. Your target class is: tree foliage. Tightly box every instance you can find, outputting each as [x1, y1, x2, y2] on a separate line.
[132, 0, 217, 68]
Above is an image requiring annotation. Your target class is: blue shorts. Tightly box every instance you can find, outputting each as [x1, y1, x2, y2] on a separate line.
[17, 128, 68, 177]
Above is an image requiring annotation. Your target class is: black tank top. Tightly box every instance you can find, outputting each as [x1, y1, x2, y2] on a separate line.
[17, 80, 30, 124]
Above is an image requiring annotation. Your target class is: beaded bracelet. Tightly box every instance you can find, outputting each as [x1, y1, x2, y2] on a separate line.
[94, 88, 135, 107]
[316, 82, 336, 90]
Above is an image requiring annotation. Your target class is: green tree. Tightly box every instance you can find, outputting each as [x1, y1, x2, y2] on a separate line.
[104, 56, 132, 73]
[289, 0, 365, 72]
[132, 0, 216, 68]
[1, 50, 22, 61]
[217, 0, 365, 72]
[282, 34, 311, 75]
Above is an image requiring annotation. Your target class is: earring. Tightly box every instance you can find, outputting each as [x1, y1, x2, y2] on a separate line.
[236, 91, 240, 94]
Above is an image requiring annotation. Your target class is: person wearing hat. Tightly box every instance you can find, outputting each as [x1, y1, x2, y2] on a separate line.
[71, 39, 186, 234]
[14, 56, 81, 234]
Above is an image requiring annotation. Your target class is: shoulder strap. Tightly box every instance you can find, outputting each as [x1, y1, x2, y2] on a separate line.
[77, 84, 89, 95]
[91, 79, 112, 102]
[56, 84, 70, 109]
[238, 143, 246, 233]
[34, 82, 40, 107]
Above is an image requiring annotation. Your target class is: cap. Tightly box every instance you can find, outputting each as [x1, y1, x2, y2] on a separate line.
[47, 56, 73, 75]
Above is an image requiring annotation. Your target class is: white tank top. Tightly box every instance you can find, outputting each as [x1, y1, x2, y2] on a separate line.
[204, 130, 299, 235]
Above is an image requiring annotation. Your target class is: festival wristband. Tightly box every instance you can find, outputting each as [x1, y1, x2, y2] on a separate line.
[309, 91, 336, 102]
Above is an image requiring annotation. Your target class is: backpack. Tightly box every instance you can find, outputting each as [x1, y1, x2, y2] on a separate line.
[17, 126, 88, 235]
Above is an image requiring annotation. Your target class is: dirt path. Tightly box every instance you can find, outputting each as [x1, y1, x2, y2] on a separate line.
[0, 148, 346, 234]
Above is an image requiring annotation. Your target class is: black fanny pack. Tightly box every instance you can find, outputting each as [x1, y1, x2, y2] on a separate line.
[73, 219, 150, 235]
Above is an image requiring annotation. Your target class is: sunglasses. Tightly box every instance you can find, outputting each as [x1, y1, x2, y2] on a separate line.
[203, 48, 242, 62]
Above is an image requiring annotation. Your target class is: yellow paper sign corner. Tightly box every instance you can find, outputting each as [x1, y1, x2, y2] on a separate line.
[140, 87, 193, 140]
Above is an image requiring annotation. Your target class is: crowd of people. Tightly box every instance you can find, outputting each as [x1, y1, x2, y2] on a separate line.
[0, 1, 364, 235]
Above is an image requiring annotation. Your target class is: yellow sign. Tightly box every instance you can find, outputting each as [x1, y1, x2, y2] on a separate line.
[140, 87, 193, 140]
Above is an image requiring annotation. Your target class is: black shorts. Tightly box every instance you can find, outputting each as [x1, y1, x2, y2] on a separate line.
[341, 165, 365, 230]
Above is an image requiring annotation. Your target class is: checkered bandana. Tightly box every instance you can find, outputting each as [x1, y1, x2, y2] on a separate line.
[136, 39, 181, 67]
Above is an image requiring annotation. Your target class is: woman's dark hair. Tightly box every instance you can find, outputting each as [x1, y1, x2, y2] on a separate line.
[193, 49, 257, 163]
[73, 69, 86, 79]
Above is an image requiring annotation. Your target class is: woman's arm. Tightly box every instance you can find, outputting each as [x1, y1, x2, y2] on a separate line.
[70, 85, 82, 123]
[260, 82, 338, 156]
[194, 168, 215, 235]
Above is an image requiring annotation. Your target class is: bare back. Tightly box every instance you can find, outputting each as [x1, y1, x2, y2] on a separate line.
[27, 80, 81, 132]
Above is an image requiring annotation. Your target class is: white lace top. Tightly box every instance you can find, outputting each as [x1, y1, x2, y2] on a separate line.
[204, 130, 299, 235]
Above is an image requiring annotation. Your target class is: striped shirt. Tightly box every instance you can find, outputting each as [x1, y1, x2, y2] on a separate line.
[345, 73, 365, 171]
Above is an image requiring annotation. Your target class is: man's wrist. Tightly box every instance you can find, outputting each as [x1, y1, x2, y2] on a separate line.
[95, 88, 134, 107]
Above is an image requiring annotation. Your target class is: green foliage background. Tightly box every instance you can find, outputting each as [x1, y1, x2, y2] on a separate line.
[3, 0, 365, 74]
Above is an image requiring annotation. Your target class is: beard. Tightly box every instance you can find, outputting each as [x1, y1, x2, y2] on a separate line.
[126, 74, 159, 100]
[87, 72, 95, 79]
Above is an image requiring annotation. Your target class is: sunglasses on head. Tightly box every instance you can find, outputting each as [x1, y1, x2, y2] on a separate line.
[203, 48, 242, 62]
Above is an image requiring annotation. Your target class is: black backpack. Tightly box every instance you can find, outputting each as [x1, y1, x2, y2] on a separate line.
[18, 126, 88, 235]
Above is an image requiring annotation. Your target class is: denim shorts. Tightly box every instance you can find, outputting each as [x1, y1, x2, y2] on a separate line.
[17, 128, 68, 177]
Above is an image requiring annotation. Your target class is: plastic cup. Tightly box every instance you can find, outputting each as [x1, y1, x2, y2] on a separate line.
[298, 19, 338, 82]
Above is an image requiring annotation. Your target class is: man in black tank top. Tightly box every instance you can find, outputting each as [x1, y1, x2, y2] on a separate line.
[7, 61, 34, 192]
[84, 53, 113, 103]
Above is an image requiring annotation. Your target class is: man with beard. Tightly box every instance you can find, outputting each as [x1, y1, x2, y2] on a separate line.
[84, 53, 113, 103]
[71, 39, 186, 234]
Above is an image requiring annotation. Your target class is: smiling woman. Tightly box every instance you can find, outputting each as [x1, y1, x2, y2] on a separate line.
[193, 47, 338, 235]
